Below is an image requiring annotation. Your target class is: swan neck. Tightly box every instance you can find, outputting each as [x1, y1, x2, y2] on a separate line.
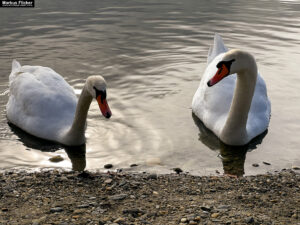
[65, 85, 92, 144]
[221, 64, 257, 144]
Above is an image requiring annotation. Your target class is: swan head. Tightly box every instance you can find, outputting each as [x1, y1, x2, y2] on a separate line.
[207, 49, 255, 87]
[86, 76, 112, 119]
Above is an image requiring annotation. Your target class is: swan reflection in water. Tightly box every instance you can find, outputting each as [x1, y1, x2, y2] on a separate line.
[8, 123, 86, 171]
[192, 113, 267, 177]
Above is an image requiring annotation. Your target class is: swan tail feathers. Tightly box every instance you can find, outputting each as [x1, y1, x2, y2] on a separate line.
[207, 33, 228, 65]
[9, 59, 22, 83]
[12, 59, 21, 72]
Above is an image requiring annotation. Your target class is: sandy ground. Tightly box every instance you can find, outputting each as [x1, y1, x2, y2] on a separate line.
[0, 169, 299, 225]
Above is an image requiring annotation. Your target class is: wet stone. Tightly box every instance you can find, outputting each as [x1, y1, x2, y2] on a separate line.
[173, 168, 183, 174]
[201, 206, 212, 212]
[49, 155, 64, 163]
[252, 163, 259, 167]
[104, 164, 113, 169]
[50, 207, 63, 213]
[263, 161, 271, 165]
[130, 164, 138, 167]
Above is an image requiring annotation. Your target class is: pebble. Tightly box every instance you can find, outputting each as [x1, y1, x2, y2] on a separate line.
[252, 163, 259, 167]
[180, 218, 188, 223]
[245, 217, 254, 223]
[189, 221, 197, 225]
[104, 178, 113, 184]
[73, 209, 86, 214]
[114, 217, 125, 223]
[173, 168, 183, 174]
[211, 213, 219, 218]
[104, 164, 113, 169]
[201, 206, 211, 212]
[147, 174, 158, 179]
[108, 194, 127, 200]
[194, 216, 201, 221]
[77, 204, 89, 208]
[122, 208, 143, 218]
[263, 161, 271, 165]
[292, 166, 300, 170]
[49, 155, 64, 163]
[50, 207, 63, 213]
[130, 164, 138, 167]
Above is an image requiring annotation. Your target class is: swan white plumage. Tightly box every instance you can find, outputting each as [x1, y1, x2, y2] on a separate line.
[6, 60, 112, 146]
[192, 34, 271, 145]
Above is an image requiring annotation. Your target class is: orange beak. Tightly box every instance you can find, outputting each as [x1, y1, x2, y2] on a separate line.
[207, 64, 229, 87]
[96, 95, 112, 119]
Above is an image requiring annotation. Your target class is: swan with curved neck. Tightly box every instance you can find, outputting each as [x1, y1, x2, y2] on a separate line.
[6, 60, 112, 146]
[192, 34, 270, 146]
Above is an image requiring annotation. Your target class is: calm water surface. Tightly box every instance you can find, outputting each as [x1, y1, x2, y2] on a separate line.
[0, 0, 300, 176]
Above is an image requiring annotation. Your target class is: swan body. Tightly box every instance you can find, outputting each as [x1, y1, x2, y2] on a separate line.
[6, 60, 112, 146]
[192, 34, 271, 145]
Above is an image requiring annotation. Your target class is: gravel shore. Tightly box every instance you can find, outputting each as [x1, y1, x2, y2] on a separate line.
[0, 169, 299, 225]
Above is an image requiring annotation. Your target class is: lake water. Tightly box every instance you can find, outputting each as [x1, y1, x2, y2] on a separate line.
[0, 0, 300, 176]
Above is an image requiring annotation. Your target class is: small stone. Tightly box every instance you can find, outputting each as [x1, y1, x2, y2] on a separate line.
[173, 168, 183, 174]
[186, 214, 195, 221]
[147, 174, 158, 179]
[130, 164, 138, 167]
[201, 206, 211, 212]
[153, 191, 159, 195]
[217, 205, 231, 211]
[73, 209, 86, 214]
[114, 217, 125, 223]
[292, 166, 300, 170]
[50, 207, 63, 213]
[104, 178, 113, 184]
[180, 218, 188, 223]
[211, 213, 219, 218]
[1, 208, 8, 212]
[104, 164, 113, 169]
[189, 221, 197, 225]
[291, 213, 298, 219]
[245, 217, 254, 223]
[252, 163, 259, 167]
[108, 194, 127, 200]
[194, 216, 201, 221]
[32, 216, 46, 225]
[263, 161, 271, 165]
[123, 209, 143, 218]
[49, 155, 64, 163]
[77, 204, 89, 208]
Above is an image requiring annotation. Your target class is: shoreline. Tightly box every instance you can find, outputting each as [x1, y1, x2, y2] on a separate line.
[0, 169, 299, 225]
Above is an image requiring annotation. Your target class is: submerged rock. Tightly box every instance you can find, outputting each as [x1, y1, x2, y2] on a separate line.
[49, 155, 64, 163]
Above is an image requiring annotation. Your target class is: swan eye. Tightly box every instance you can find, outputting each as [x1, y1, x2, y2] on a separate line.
[93, 87, 107, 103]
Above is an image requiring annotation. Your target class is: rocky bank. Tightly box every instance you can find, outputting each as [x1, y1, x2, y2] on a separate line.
[0, 169, 299, 225]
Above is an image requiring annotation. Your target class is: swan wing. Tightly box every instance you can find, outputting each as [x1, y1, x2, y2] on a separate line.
[247, 73, 271, 140]
[7, 61, 77, 141]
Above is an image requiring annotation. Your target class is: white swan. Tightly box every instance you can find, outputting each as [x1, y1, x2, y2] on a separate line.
[6, 60, 112, 146]
[192, 34, 271, 145]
